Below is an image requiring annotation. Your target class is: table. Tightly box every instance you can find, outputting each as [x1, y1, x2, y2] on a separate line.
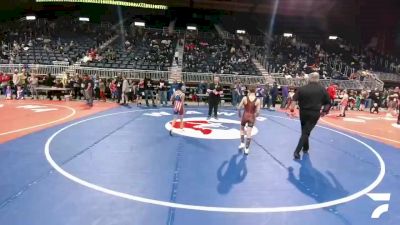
[35, 86, 72, 100]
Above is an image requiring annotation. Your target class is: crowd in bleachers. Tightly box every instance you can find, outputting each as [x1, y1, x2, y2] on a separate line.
[183, 33, 260, 75]
[258, 35, 400, 80]
[0, 19, 114, 65]
[83, 27, 177, 71]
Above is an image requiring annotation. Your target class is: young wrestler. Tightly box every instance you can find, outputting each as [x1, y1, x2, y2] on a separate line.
[237, 86, 261, 155]
[169, 83, 185, 136]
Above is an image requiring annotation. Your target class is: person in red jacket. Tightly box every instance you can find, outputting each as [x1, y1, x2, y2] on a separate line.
[0, 72, 11, 96]
[326, 83, 337, 109]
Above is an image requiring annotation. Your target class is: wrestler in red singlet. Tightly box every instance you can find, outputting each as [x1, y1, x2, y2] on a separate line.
[238, 86, 260, 155]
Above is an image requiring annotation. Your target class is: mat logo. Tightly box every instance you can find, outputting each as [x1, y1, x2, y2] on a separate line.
[217, 112, 236, 116]
[143, 111, 171, 117]
[186, 111, 203, 115]
[165, 117, 258, 139]
[16, 105, 58, 113]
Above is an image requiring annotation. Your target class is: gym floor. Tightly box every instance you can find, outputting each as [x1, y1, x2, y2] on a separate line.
[0, 100, 399, 225]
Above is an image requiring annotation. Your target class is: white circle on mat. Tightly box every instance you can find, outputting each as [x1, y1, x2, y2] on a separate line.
[343, 118, 366, 123]
[44, 110, 386, 213]
[391, 123, 400, 129]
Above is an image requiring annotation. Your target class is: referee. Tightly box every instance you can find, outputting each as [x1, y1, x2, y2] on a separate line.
[207, 76, 223, 120]
[290, 72, 331, 159]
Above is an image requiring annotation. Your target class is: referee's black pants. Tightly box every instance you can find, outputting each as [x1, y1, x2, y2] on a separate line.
[295, 110, 320, 154]
[208, 98, 219, 117]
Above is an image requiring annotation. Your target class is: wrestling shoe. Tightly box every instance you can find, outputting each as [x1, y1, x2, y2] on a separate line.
[293, 151, 301, 160]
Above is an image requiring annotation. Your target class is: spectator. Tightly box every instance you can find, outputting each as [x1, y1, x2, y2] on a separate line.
[1, 72, 11, 95]
[369, 89, 380, 114]
[270, 83, 279, 109]
[197, 80, 208, 104]
[137, 78, 145, 106]
[159, 77, 168, 106]
[29, 74, 39, 100]
[54, 79, 64, 101]
[144, 75, 156, 107]
[99, 78, 106, 102]
[121, 75, 129, 105]
[327, 83, 337, 106]
[231, 79, 242, 107]
[93, 74, 100, 100]
[43, 73, 55, 100]
[109, 79, 117, 101]
[256, 82, 265, 105]
[281, 85, 289, 109]
[116, 74, 123, 103]
[73, 75, 82, 100]
[5, 85, 12, 100]
[169, 79, 179, 97]
[387, 87, 399, 117]
[83, 74, 94, 107]
[263, 83, 271, 109]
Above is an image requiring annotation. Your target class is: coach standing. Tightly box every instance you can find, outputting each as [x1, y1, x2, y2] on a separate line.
[290, 72, 331, 159]
[207, 76, 223, 120]
[84, 74, 94, 107]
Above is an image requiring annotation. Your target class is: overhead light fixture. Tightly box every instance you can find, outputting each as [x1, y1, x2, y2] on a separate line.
[329, 36, 338, 40]
[26, 16, 36, 21]
[134, 22, 145, 27]
[187, 26, 197, 31]
[35, 0, 168, 10]
[283, 33, 293, 37]
[79, 17, 90, 22]
[236, 30, 246, 34]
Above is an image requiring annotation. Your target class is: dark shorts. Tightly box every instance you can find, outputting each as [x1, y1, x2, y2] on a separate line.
[241, 113, 255, 127]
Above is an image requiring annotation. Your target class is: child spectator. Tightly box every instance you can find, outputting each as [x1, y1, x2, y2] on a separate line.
[6, 85, 12, 99]
[109, 79, 117, 101]
[16, 86, 24, 100]
[99, 79, 106, 102]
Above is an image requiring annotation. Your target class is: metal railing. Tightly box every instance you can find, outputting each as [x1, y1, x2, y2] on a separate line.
[0, 64, 170, 80]
[0, 64, 70, 76]
[373, 71, 400, 82]
[356, 70, 385, 91]
[273, 77, 365, 90]
[75, 67, 170, 80]
[0, 64, 392, 90]
[182, 72, 266, 85]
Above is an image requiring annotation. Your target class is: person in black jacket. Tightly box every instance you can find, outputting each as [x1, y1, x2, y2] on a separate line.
[369, 89, 380, 114]
[144, 75, 156, 107]
[116, 74, 123, 103]
[43, 73, 55, 100]
[290, 72, 331, 160]
[207, 76, 223, 120]
[270, 82, 278, 109]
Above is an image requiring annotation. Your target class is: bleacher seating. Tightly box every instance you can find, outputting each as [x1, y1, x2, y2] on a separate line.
[0, 19, 113, 66]
[82, 29, 177, 71]
[182, 33, 261, 76]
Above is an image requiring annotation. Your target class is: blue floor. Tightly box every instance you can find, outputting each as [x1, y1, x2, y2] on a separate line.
[0, 106, 399, 225]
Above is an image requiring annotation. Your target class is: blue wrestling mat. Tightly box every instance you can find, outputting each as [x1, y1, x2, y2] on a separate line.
[0, 106, 399, 225]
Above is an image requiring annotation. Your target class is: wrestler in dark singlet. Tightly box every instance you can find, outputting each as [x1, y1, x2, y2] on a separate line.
[238, 86, 260, 155]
